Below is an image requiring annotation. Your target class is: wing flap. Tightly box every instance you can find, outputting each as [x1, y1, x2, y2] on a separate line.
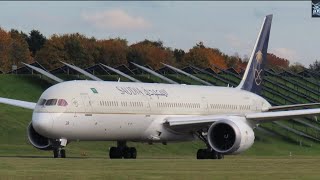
[165, 115, 229, 126]
[0, 97, 36, 110]
[164, 115, 239, 133]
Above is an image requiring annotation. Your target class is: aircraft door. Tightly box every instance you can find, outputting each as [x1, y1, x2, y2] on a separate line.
[201, 97, 208, 114]
[80, 93, 93, 116]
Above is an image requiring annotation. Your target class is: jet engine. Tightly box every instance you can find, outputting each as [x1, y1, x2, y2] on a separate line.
[27, 122, 53, 150]
[207, 117, 254, 154]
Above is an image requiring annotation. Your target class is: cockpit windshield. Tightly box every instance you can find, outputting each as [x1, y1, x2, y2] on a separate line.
[57, 99, 68, 106]
[37, 98, 68, 107]
[38, 99, 46, 106]
[45, 99, 57, 106]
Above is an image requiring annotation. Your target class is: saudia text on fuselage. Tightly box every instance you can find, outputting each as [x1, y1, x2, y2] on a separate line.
[116, 86, 168, 99]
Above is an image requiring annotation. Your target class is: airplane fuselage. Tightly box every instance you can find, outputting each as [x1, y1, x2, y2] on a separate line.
[32, 80, 271, 143]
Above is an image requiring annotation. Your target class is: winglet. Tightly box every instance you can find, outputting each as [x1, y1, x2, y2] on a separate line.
[237, 14, 273, 95]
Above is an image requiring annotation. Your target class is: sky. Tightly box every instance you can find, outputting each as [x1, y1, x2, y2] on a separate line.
[0, 1, 319, 66]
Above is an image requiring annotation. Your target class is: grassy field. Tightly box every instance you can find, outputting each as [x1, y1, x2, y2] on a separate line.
[1, 156, 320, 179]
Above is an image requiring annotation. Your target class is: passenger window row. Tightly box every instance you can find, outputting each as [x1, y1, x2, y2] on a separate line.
[100, 101, 143, 107]
[210, 104, 237, 110]
[209, 104, 250, 110]
[157, 102, 200, 109]
[100, 101, 118, 107]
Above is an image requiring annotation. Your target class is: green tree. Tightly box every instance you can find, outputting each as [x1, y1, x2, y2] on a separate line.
[35, 34, 68, 70]
[309, 60, 320, 71]
[27, 30, 46, 57]
[289, 62, 305, 73]
[8, 29, 32, 71]
[173, 49, 185, 63]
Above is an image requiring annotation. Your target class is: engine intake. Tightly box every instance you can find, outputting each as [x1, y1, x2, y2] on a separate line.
[207, 117, 254, 154]
[27, 122, 53, 150]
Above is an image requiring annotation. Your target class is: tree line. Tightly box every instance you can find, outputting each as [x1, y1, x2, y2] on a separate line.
[0, 27, 315, 73]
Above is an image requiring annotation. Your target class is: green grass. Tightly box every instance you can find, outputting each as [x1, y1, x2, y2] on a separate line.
[1, 157, 320, 179]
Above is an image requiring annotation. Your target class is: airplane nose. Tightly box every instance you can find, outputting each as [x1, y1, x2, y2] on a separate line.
[32, 112, 53, 136]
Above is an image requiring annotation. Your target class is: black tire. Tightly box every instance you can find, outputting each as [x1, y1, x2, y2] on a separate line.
[196, 149, 205, 159]
[129, 147, 137, 159]
[123, 147, 131, 159]
[217, 153, 224, 159]
[109, 147, 122, 159]
[53, 149, 59, 158]
[109, 147, 116, 159]
[210, 151, 218, 159]
[61, 149, 66, 158]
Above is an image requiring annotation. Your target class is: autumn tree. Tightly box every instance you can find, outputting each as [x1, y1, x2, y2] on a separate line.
[0, 28, 11, 72]
[96, 38, 128, 67]
[182, 42, 227, 69]
[35, 34, 68, 70]
[225, 53, 241, 69]
[127, 39, 176, 69]
[266, 53, 289, 70]
[35, 33, 98, 69]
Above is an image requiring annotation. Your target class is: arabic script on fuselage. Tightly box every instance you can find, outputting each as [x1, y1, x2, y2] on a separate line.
[116, 86, 168, 98]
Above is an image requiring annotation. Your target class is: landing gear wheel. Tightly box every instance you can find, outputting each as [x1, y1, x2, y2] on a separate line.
[210, 151, 218, 159]
[61, 149, 66, 158]
[123, 148, 131, 159]
[53, 149, 59, 158]
[217, 153, 224, 159]
[53, 148, 66, 158]
[109, 141, 137, 159]
[197, 149, 205, 159]
[129, 147, 137, 159]
[196, 149, 223, 160]
[109, 147, 122, 159]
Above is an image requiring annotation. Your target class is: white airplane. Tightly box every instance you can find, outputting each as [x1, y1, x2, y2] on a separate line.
[1, 14, 319, 159]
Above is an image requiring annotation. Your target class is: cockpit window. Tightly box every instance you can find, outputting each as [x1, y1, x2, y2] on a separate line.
[58, 99, 68, 106]
[38, 99, 46, 106]
[45, 99, 57, 106]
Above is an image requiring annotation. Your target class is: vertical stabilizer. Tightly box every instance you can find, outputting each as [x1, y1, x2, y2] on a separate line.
[237, 15, 273, 95]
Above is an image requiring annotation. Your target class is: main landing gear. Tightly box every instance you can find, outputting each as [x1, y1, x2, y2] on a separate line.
[109, 141, 137, 159]
[196, 131, 224, 160]
[196, 149, 224, 159]
[52, 139, 67, 158]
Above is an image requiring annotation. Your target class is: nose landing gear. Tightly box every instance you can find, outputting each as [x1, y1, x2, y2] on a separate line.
[52, 138, 67, 158]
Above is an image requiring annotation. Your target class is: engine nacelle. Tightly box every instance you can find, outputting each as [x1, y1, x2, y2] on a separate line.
[207, 117, 254, 154]
[27, 122, 53, 150]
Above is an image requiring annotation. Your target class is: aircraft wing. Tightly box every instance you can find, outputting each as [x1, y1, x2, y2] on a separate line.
[246, 108, 320, 123]
[0, 97, 36, 110]
[165, 108, 320, 132]
[265, 103, 320, 111]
